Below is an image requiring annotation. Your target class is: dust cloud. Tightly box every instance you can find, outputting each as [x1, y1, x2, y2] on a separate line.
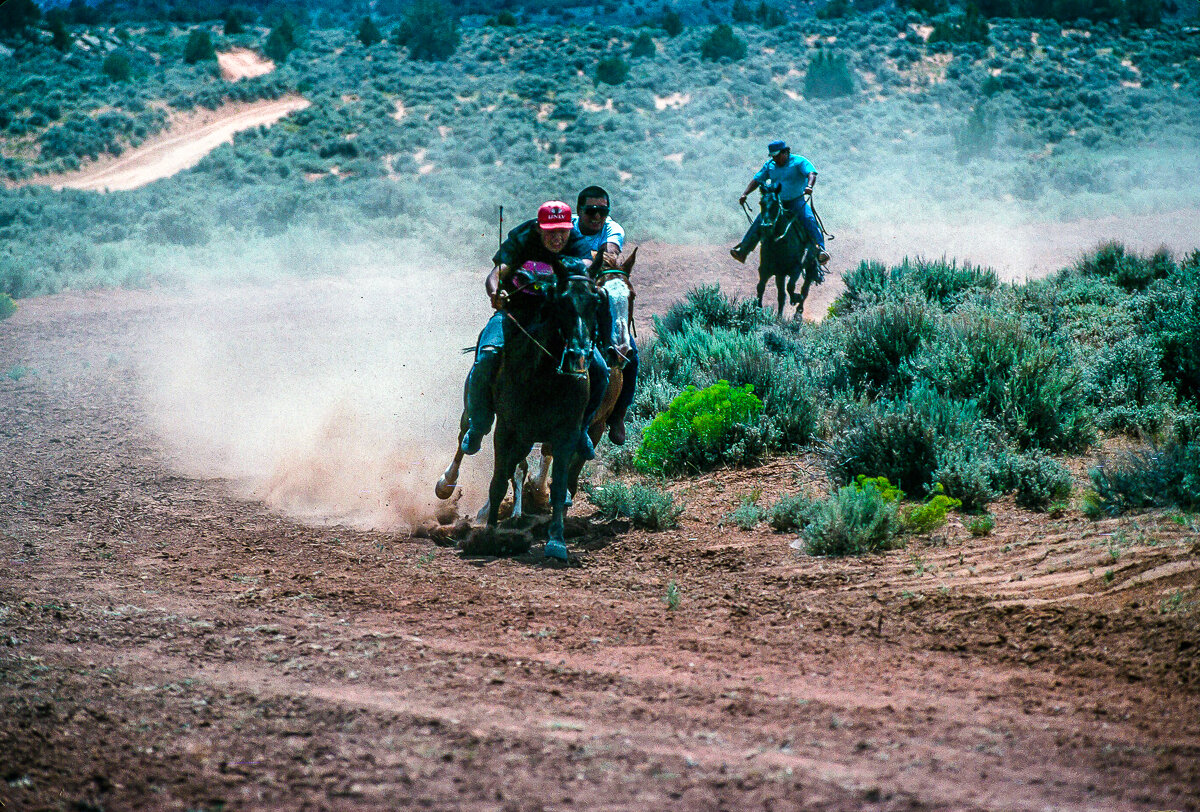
[139, 266, 494, 532]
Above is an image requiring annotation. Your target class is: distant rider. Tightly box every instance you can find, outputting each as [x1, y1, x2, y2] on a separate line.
[572, 185, 635, 446]
[460, 200, 610, 461]
[730, 140, 830, 266]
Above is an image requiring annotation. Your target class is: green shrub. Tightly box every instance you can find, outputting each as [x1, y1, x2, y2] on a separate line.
[1144, 268, 1200, 400]
[955, 105, 996, 162]
[596, 55, 629, 85]
[827, 388, 979, 494]
[0, 292, 15, 320]
[1077, 242, 1173, 292]
[1082, 335, 1173, 435]
[968, 514, 995, 536]
[661, 11, 683, 36]
[635, 380, 764, 475]
[700, 24, 747, 61]
[804, 50, 855, 98]
[841, 297, 936, 395]
[357, 17, 383, 47]
[654, 285, 767, 337]
[102, 52, 132, 82]
[767, 493, 817, 531]
[1011, 452, 1073, 511]
[832, 257, 998, 316]
[901, 484, 962, 534]
[803, 479, 903, 556]
[1088, 439, 1200, 516]
[183, 29, 215, 64]
[223, 9, 245, 35]
[929, 6, 989, 44]
[585, 480, 684, 530]
[630, 31, 655, 58]
[728, 496, 766, 529]
[933, 440, 1003, 513]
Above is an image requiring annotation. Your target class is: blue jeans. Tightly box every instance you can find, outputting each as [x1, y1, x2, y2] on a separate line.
[737, 197, 824, 253]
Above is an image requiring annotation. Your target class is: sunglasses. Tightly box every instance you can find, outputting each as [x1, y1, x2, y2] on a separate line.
[582, 205, 609, 216]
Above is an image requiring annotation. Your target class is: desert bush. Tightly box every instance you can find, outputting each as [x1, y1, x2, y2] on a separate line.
[0, 0, 39, 34]
[1143, 268, 1200, 400]
[933, 439, 1005, 512]
[1077, 241, 1173, 291]
[596, 55, 629, 85]
[1010, 451, 1073, 510]
[728, 496, 766, 529]
[630, 31, 655, 58]
[585, 480, 684, 530]
[0, 292, 15, 320]
[826, 388, 980, 494]
[661, 11, 683, 36]
[767, 493, 817, 531]
[840, 297, 936, 395]
[1088, 438, 1200, 516]
[804, 50, 855, 98]
[357, 17, 383, 47]
[700, 25, 746, 61]
[183, 29, 215, 64]
[654, 285, 767, 337]
[1082, 334, 1173, 434]
[803, 478, 903, 556]
[102, 52, 133, 82]
[832, 257, 998, 315]
[635, 380, 764, 475]
[969, 513, 995, 536]
[929, 6, 989, 44]
[901, 483, 962, 534]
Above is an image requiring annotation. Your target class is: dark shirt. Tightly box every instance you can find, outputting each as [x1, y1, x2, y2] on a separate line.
[493, 219, 591, 282]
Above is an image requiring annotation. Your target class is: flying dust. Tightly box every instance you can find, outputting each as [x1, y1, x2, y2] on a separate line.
[139, 267, 493, 532]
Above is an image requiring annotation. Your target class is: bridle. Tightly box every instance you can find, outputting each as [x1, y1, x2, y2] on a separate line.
[595, 269, 636, 342]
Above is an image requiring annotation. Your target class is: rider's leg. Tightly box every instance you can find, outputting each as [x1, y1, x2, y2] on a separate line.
[731, 214, 764, 263]
[607, 339, 637, 446]
[580, 348, 610, 461]
[785, 198, 830, 264]
[461, 312, 505, 455]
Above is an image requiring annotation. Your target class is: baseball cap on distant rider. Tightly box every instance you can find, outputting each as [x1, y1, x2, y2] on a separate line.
[768, 140, 789, 155]
[537, 200, 574, 230]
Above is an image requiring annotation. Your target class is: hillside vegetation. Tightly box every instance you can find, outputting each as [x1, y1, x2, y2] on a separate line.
[1, 2, 1198, 296]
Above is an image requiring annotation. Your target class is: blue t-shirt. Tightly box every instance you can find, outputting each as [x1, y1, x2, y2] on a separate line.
[753, 154, 816, 202]
[571, 216, 626, 255]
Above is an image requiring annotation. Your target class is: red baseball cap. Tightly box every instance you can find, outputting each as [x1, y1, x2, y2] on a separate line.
[537, 200, 574, 230]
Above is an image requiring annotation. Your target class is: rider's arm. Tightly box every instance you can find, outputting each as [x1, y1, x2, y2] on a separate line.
[486, 265, 507, 308]
[805, 171, 818, 194]
[602, 242, 621, 269]
[738, 178, 760, 205]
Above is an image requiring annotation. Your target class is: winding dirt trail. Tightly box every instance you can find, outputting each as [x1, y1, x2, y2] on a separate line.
[28, 95, 309, 193]
[1, 252, 1198, 810]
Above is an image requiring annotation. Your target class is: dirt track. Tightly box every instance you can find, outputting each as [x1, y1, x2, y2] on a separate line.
[26, 96, 309, 193]
[2, 250, 1199, 811]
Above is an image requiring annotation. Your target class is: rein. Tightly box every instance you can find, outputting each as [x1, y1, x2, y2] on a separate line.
[500, 309, 556, 362]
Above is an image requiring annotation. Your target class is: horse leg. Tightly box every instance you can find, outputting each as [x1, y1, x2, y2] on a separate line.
[776, 271, 786, 318]
[510, 457, 528, 521]
[545, 450, 571, 561]
[436, 407, 469, 499]
[527, 445, 552, 514]
[756, 267, 768, 309]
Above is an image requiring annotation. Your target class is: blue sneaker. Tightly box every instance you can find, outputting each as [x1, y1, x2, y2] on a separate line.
[544, 540, 568, 561]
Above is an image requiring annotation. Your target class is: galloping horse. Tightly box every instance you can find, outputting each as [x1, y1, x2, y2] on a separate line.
[529, 248, 638, 506]
[756, 182, 824, 319]
[436, 254, 606, 560]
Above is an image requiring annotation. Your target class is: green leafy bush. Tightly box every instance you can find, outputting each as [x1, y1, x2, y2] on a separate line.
[700, 24, 746, 61]
[929, 6, 989, 44]
[969, 514, 995, 536]
[595, 55, 629, 85]
[804, 50, 854, 98]
[635, 380, 763, 475]
[803, 478, 903, 556]
[901, 484, 962, 534]
[1011, 452, 1073, 511]
[183, 29, 215, 64]
[728, 496, 765, 529]
[1088, 438, 1200, 516]
[767, 493, 816, 531]
[840, 297, 936, 395]
[585, 480, 684, 530]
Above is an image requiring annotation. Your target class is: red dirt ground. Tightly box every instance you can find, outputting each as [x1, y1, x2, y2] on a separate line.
[1, 250, 1198, 811]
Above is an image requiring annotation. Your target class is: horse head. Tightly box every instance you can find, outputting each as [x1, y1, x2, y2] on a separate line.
[758, 180, 784, 230]
[551, 272, 604, 378]
[596, 247, 637, 370]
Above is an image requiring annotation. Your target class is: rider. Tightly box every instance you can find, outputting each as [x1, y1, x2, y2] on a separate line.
[730, 140, 830, 266]
[572, 185, 636, 446]
[460, 200, 610, 461]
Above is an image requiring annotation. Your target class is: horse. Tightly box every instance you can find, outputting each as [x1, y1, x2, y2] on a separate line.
[436, 254, 606, 561]
[528, 247, 638, 508]
[755, 184, 825, 319]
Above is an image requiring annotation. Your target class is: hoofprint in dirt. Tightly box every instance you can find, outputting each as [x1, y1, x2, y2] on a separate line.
[2, 280, 1199, 812]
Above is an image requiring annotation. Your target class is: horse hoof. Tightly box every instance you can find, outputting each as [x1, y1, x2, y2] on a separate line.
[544, 540, 569, 561]
[435, 478, 456, 500]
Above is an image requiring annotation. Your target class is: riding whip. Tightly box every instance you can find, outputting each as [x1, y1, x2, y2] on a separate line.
[498, 205, 504, 249]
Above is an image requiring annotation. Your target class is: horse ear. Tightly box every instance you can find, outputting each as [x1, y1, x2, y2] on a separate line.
[621, 246, 638, 274]
[588, 247, 606, 276]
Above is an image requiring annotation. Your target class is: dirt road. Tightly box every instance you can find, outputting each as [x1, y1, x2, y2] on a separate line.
[27, 96, 309, 193]
[1, 253, 1198, 811]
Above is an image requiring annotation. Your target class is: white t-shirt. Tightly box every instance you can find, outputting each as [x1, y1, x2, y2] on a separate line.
[571, 216, 625, 254]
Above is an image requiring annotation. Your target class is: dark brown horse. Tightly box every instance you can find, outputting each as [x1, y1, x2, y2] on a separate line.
[756, 187, 824, 319]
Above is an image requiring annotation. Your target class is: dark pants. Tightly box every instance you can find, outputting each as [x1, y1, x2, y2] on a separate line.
[736, 197, 824, 254]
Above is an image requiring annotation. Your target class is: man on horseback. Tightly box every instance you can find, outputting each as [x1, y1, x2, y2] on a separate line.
[460, 200, 610, 461]
[572, 185, 636, 446]
[730, 140, 830, 266]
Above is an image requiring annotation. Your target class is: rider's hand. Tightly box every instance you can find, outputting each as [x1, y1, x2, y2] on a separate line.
[738, 194, 748, 206]
[602, 252, 620, 270]
[492, 290, 508, 310]
[804, 185, 814, 195]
